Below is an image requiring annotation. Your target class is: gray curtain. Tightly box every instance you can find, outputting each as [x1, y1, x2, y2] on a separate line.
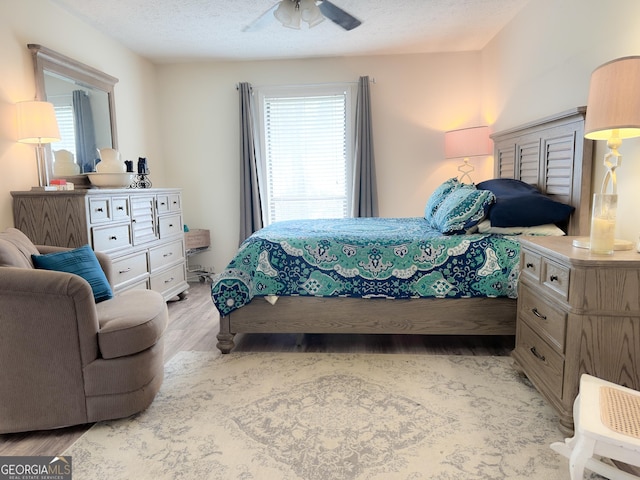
[72, 90, 97, 173]
[238, 82, 263, 244]
[352, 76, 378, 217]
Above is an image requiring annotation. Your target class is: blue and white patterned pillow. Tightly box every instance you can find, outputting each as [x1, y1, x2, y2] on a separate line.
[431, 187, 495, 234]
[424, 177, 461, 222]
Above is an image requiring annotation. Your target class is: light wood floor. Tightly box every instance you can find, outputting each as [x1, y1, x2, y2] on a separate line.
[0, 281, 515, 457]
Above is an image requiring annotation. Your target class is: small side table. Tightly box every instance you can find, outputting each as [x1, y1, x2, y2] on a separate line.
[513, 235, 640, 433]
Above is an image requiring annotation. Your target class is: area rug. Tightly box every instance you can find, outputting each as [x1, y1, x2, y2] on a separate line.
[65, 351, 580, 479]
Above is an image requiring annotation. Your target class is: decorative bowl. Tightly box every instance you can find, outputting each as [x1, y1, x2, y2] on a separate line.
[87, 172, 135, 188]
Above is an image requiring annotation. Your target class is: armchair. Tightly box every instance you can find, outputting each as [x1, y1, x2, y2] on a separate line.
[0, 228, 168, 433]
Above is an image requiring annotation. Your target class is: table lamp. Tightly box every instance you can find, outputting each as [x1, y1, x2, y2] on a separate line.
[580, 56, 640, 254]
[444, 126, 492, 184]
[16, 100, 61, 188]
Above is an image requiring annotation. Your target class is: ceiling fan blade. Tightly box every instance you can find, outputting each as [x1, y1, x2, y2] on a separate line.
[318, 1, 361, 31]
[242, 2, 279, 32]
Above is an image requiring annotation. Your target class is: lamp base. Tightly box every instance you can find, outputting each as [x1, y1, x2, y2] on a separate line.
[572, 237, 633, 251]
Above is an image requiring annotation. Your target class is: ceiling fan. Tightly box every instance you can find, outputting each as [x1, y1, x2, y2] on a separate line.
[243, 0, 362, 32]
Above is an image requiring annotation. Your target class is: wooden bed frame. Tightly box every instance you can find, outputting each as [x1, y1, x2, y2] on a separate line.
[216, 107, 593, 353]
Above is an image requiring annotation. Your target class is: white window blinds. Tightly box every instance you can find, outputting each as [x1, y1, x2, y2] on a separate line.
[53, 104, 77, 157]
[258, 85, 353, 225]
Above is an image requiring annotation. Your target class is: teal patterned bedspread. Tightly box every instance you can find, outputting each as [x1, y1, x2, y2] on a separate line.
[210, 217, 521, 316]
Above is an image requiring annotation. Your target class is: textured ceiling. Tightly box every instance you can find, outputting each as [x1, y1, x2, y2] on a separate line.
[51, 0, 531, 63]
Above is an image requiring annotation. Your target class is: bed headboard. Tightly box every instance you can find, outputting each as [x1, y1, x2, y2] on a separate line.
[490, 107, 593, 236]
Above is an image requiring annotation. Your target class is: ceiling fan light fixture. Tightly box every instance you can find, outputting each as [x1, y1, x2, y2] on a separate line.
[300, 0, 324, 28]
[274, 0, 301, 29]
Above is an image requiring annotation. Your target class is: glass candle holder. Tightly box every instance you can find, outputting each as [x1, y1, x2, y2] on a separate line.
[589, 193, 617, 255]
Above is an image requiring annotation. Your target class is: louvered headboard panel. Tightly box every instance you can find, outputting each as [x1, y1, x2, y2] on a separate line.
[491, 107, 593, 236]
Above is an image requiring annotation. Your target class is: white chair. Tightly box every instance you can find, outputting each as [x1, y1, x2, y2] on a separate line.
[551, 374, 640, 479]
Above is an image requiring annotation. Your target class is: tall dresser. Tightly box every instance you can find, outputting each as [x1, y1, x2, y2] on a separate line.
[11, 188, 189, 301]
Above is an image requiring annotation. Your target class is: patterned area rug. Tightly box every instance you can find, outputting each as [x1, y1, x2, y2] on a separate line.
[65, 351, 579, 479]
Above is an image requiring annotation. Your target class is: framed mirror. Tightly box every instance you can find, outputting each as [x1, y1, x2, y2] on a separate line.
[28, 44, 118, 184]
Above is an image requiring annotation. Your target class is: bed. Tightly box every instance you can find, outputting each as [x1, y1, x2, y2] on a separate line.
[212, 107, 593, 353]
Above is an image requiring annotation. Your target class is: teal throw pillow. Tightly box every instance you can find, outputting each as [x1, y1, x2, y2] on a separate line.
[32, 244, 113, 303]
[431, 187, 495, 234]
[424, 177, 461, 222]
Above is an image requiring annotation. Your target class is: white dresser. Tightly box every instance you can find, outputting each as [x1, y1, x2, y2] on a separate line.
[11, 188, 189, 301]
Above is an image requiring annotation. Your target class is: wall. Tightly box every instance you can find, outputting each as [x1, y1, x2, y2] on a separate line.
[483, 0, 640, 245]
[157, 53, 487, 272]
[0, 0, 163, 232]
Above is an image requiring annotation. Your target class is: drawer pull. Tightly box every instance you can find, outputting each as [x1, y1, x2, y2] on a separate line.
[96, 207, 104, 212]
[164, 277, 175, 284]
[109, 235, 118, 240]
[118, 267, 131, 274]
[531, 308, 547, 320]
[526, 262, 534, 269]
[163, 252, 173, 258]
[169, 223, 174, 228]
[530, 346, 546, 362]
[549, 275, 559, 282]
[117, 206, 124, 211]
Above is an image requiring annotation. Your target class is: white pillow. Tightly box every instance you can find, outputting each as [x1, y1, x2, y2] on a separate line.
[477, 219, 565, 236]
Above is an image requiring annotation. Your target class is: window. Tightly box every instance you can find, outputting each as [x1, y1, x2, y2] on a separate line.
[256, 84, 355, 225]
[53, 103, 77, 157]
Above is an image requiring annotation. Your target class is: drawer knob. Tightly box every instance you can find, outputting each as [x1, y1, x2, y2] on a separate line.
[531, 308, 547, 320]
[96, 207, 104, 212]
[549, 275, 559, 282]
[526, 262, 534, 269]
[110, 235, 117, 240]
[530, 346, 546, 362]
[119, 267, 131, 274]
[117, 206, 124, 211]
[163, 252, 173, 258]
[164, 276, 175, 284]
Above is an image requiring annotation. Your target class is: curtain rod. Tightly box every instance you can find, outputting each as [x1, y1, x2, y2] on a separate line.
[236, 78, 376, 90]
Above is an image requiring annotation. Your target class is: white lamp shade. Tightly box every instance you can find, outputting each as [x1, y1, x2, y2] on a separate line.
[445, 126, 492, 159]
[16, 100, 61, 144]
[584, 56, 640, 141]
[274, 0, 301, 29]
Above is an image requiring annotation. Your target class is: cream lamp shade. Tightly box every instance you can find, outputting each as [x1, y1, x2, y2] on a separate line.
[16, 100, 61, 144]
[444, 126, 492, 159]
[584, 56, 640, 142]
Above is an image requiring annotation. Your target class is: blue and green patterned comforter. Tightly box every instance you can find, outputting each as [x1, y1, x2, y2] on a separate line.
[211, 217, 521, 316]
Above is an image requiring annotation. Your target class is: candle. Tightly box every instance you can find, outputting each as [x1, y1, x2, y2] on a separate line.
[590, 217, 615, 254]
[589, 193, 617, 255]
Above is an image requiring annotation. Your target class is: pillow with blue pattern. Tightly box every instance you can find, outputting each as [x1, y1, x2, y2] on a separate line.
[424, 177, 461, 222]
[431, 186, 495, 234]
[32, 244, 113, 303]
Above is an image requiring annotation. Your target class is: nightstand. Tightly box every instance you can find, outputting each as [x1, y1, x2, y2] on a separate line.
[513, 236, 640, 433]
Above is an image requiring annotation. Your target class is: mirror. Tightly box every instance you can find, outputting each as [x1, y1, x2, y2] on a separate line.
[28, 44, 118, 183]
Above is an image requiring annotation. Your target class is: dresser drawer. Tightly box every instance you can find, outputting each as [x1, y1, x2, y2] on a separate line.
[541, 257, 570, 300]
[92, 224, 132, 252]
[168, 193, 181, 211]
[111, 251, 148, 287]
[149, 239, 185, 272]
[521, 250, 542, 283]
[515, 321, 565, 399]
[518, 285, 567, 352]
[158, 214, 182, 238]
[150, 263, 186, 294]
[112, 197, 130, 221]
[88, 198, 111, 223]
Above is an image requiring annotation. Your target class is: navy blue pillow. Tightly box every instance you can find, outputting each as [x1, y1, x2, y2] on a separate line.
[32, 244, 113, 303]
[477, 178, 574, 227]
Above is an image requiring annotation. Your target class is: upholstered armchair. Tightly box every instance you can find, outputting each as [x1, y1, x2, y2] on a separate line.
[0, 228, 168, 434]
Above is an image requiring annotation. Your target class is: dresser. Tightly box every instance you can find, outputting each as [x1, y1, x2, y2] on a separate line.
[11, 188, 189, 301]
[513, 236, 640, 433]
